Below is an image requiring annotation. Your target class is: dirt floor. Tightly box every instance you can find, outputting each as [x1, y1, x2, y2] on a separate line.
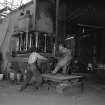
[0, 74, 105, 105]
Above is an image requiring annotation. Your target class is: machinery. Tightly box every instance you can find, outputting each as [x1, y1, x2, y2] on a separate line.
[0, 0, 55, 74]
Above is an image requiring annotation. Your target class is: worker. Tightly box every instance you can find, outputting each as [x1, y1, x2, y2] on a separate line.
[52, 43, 72, 74]
[20, 52, 48, 91]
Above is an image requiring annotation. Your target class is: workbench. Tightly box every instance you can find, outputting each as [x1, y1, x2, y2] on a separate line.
[42, 73, 84, 94]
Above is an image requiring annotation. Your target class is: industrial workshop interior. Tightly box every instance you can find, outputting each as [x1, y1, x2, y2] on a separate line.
[0, 0, 105, 105]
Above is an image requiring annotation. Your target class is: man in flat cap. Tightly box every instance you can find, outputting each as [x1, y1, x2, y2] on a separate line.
[20, 52, 47, 91]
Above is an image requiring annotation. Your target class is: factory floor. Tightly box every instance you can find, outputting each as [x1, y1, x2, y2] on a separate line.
[0, 73, 105, 105]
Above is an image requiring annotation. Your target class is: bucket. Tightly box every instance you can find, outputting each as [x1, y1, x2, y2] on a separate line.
[16, 73, 21, 82]
[0, 74, 3, 80]
[9, 72, 15, 80]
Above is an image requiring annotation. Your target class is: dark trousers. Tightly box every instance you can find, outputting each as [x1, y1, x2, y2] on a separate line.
[20, 62, 42, 91]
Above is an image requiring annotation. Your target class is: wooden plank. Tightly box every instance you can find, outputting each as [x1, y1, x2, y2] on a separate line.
[42, 73, 83, 81]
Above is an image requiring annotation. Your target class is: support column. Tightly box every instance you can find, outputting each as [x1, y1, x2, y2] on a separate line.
[25, 31, 28, 51]
[35, 32, 38, 49]
[44, 33, 47, 53]
[55, 0, 59, 55]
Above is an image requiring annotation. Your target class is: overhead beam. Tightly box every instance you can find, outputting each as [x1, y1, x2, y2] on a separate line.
[78, 23, 104, 29]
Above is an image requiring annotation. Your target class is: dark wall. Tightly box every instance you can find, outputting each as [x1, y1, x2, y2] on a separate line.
[74, 28, 105, 65]
[75, 33, 94, 65]
[36, 0, 55, 33]
[96, 29, 105, 63]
